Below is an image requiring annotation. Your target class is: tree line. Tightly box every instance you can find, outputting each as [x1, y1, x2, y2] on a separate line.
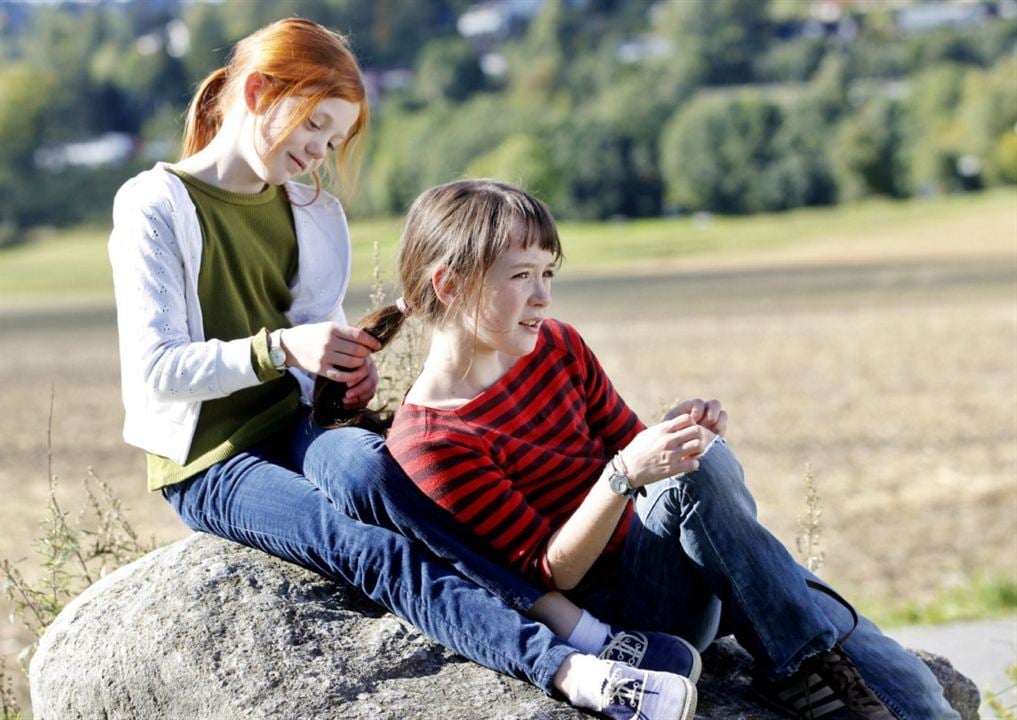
[1, 0, 1014, 243]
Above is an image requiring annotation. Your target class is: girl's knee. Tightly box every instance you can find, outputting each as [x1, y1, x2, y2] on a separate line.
[684, 443, 757, 516]
[305, 427, 403, 496]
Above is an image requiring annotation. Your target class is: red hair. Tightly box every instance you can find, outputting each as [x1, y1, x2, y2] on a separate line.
[181, 18, 369, 196]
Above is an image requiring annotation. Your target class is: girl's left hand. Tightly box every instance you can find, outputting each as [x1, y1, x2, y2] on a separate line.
[342, 355, 378, 409]
[664, 398, 727, 437]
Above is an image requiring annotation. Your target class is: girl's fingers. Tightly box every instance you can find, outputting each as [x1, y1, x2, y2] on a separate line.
[332, 325, 382, 352]
[325, 367, 367, 384]
[673, 457, 700, 475]
[663, 413, 695, 431]
[324, 350, 367, 369]
[328, 338, 373, 358]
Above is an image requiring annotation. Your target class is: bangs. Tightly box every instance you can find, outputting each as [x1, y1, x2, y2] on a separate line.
[491, 190, 564, 267]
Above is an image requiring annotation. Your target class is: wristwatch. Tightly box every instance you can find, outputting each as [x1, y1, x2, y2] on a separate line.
[606, 455, 641, 498]
[268, 329, 287, 372]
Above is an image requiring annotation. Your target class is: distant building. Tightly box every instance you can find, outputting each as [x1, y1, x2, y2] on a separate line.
[457, 0, 544, 40]
[895, 1, 989, 33]
[34, 133, 135, 171]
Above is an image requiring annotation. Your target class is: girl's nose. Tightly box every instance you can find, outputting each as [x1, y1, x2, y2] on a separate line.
[531, 280, 551, 305]
[307, 139, 326, 159]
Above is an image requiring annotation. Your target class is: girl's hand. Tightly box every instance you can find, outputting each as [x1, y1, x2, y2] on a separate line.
[664, 397, 727, 437]
[619, 414, 717, 488]
[342, 355, 379, 409]
[279, 322, 382, 381]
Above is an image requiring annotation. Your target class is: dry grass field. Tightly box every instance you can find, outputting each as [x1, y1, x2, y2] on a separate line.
[1, 193, 1015, 712]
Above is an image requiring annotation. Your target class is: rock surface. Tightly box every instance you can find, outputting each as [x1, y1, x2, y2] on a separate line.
[30, 534, 979, 720]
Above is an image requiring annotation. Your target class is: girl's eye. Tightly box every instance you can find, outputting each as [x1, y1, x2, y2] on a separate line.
[513, 271, 530, 279]
[307, 119, 320, 131]
[543, 269, 555, 279]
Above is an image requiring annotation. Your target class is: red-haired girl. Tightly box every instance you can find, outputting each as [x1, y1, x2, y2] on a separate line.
[110, 19, 698, 720]
[381, 179, 962, 720]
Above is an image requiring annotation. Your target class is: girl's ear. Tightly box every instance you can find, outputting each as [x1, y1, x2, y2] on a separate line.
[431, 265, 458, 307]
[242, 72, 267, 112]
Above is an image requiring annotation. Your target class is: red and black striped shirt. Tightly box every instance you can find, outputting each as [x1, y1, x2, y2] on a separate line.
[388, 319, 644, 590]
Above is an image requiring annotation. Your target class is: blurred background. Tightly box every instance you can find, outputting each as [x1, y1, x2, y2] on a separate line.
[0, 0, 1015, 238]
[1, 0, 1016, 716]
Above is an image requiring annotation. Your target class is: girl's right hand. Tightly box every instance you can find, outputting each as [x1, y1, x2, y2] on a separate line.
[279, 322, 382, 382]
[618, 414, 716, 488]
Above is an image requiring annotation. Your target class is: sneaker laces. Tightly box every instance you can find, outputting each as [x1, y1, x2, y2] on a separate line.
[602, 669, 652, 714]
[600, 631, 648, 666]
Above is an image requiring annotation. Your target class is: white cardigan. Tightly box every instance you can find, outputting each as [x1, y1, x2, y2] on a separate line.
[108, 163, 351, 465]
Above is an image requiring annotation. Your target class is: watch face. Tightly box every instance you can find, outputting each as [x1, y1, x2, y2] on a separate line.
[609, 472, 630, 495]
[269, 346, 286, 370]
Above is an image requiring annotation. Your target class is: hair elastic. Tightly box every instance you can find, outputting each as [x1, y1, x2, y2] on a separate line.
[395, 296, 413, 316]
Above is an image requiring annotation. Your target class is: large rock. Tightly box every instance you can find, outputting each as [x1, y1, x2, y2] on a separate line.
[30, 534, 979, 720]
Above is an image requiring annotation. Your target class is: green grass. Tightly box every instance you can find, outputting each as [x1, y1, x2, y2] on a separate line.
[0, 224, 114, 304]
[2, 188, 1014, 303]
[863, 573, 1017, 629]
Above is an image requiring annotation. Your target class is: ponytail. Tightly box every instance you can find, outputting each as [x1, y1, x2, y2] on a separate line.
[181, 67, 228, 159]
[312, 303, 410, 435]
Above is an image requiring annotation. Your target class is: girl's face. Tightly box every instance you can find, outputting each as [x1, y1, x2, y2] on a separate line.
[466, 240, 556, 359]
[250, 95, 360, 186]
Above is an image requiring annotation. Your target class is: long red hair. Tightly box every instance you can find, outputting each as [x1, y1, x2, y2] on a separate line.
[181, 17, 369, 195]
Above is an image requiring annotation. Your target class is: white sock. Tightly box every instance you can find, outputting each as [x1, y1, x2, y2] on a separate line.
[566, 609, 611, 655]
[560, 654, 615, 711]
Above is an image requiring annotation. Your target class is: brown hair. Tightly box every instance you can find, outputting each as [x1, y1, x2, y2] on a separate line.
[181, 17, 369, 195]
[312, 179, 563, 433]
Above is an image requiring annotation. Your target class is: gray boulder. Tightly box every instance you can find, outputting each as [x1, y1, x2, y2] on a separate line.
[30, 534, 979, 720]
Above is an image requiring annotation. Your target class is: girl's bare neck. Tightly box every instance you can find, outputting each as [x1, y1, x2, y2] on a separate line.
[172, 115, 266, 194]
[405, 331, 513, 410]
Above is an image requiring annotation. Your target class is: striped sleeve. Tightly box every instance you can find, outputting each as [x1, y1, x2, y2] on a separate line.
[557, 322, 645, 455]
[388, 408, 558, 589]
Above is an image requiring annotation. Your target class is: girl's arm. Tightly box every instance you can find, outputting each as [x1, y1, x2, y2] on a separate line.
[545, 414, 714, 590]
[543, 323, 716, 588]
[110, 193, 264, 403]
[110, 187, 379, 405]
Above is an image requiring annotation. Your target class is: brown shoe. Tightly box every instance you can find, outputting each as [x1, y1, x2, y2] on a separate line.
[751, 643, 895, 719]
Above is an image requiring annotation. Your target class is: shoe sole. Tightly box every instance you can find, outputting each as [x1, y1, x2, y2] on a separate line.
[678, 676, 698, 720]
[676, 637, 702, 685]
[749, 684, 816, 720]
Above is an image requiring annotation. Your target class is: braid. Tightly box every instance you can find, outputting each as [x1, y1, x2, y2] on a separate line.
[312, 304, 408, 434]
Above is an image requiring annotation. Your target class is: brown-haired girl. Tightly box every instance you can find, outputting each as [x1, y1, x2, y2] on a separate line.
[380, 179, 961, 720]
[109, 19, 700, 720]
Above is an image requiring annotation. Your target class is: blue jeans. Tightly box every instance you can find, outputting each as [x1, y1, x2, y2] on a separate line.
[162, 408, 573, 693]
[576, 439, 960, 720]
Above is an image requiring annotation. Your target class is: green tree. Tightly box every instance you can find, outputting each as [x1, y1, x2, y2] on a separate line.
[0, 63, 56, 234]
[658, 0, 772, 86]
[956, 55, 1017, 186]
[466, 134, 564, 208]
[510, 0, 569, 100]
[832, 95, 908, 200]
[547, 116, 647, 219]
[415, 37, 485, 103]
[660, 92, 785, 213]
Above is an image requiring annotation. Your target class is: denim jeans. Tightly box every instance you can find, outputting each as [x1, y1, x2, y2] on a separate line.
[576, 439, 960, 720]
[162, 407, 573, 693]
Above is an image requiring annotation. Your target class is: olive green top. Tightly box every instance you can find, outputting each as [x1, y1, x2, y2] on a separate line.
[147, 169, 301, 491]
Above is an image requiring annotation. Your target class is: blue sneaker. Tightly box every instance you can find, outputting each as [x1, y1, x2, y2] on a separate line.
[599, 629, 702, 684]
[599, 663, 697, 720]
